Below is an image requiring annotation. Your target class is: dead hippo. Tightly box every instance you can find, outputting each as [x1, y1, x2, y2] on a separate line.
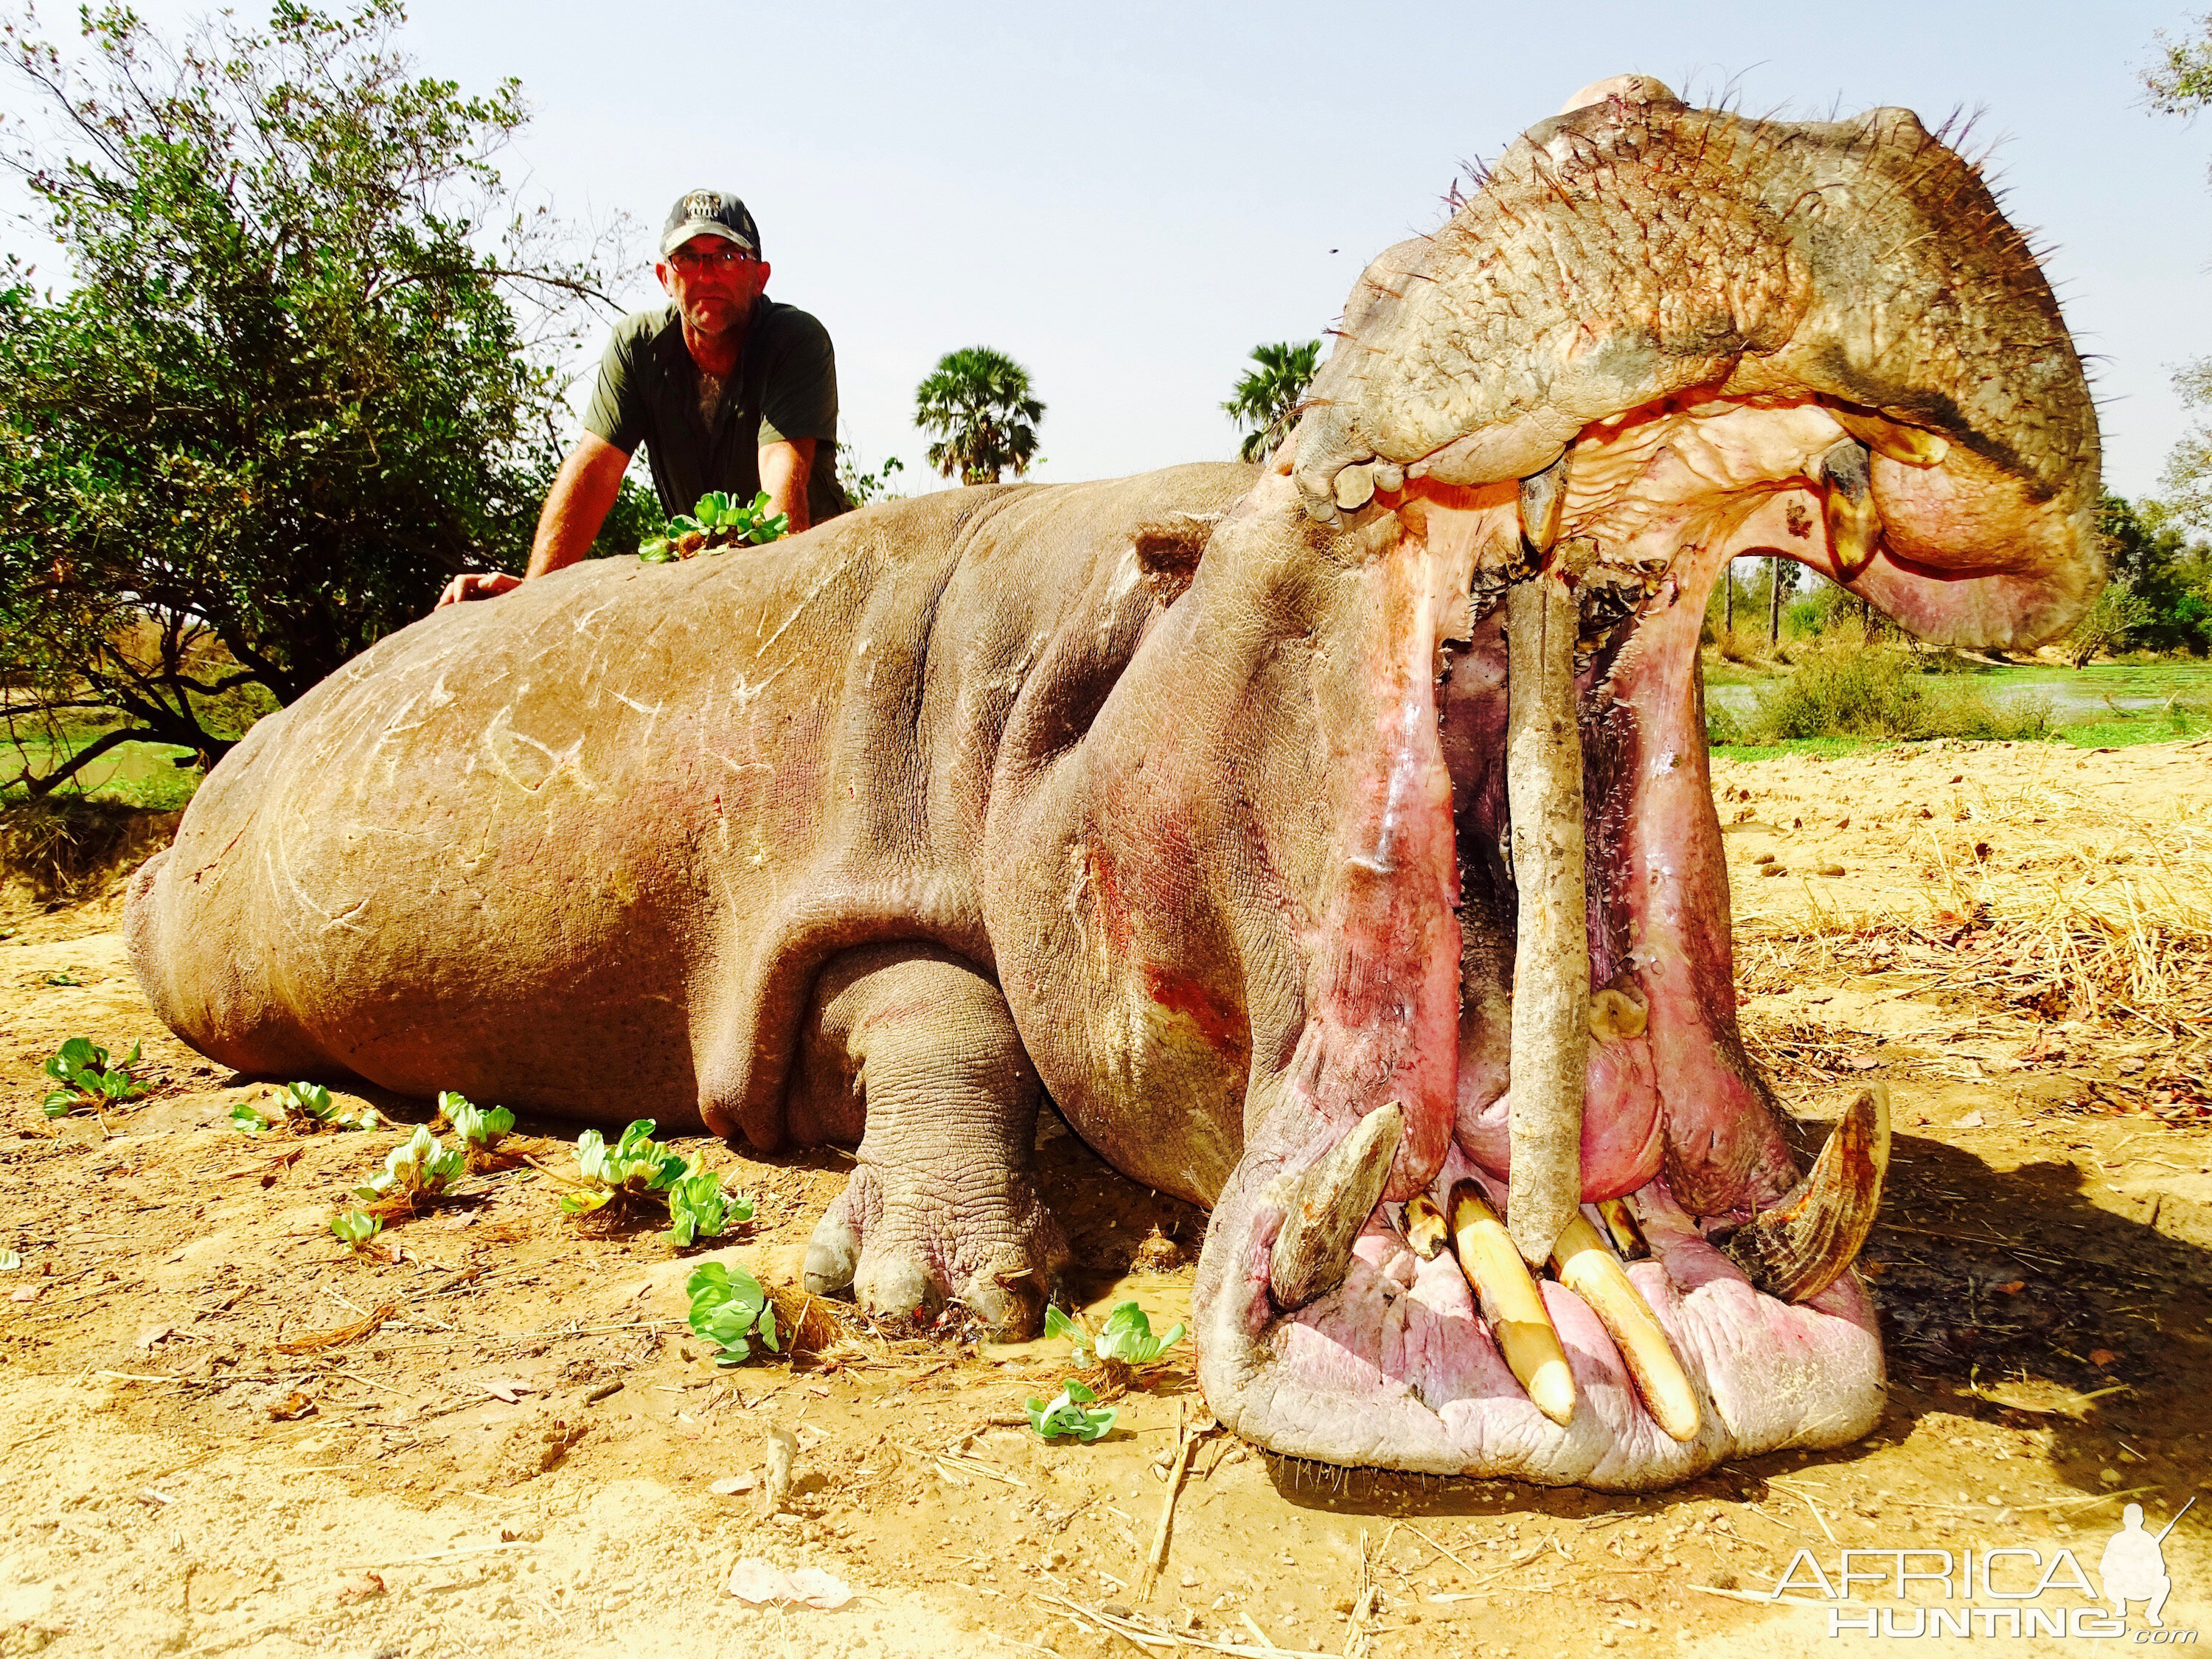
[126, 77, 2100, 1489]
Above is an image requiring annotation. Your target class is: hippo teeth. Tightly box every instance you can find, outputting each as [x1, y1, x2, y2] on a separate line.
[1502, 542, 1592, 1267]
[1724, 1085, 1892, 1304]
[1516, 451, 1571, 557]
[1549, 1212, 1703, 1444]
[1820, 437, 1882, 582]
[1269, 1102, 1405, 1310]
[1446, 1180, 1577, 1427]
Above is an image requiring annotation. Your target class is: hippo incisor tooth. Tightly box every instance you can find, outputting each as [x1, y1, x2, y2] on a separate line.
[1587, 985, 1649, 1041]
[1447, 1180, 1576, 1426]
[1550, 1214, 1702, 1443]
[1373, 460, 1406, 494]
[1820, 437, 1882, 582]
[1503, 539, 1592, 1266]
[1403, 1193, 1449, 1260]
[1268, 1102, 1405, 1311]
[1829, 407, 1950, 467]
[1332, 462, 1378, 512]
[1725, 1084, 1891, 1305]
[1595, 1197, 1649, 1261]
[1516, 451, 1570, 556]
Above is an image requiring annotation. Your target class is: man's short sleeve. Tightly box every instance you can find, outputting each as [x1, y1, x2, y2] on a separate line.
[580, 321, 650, 455]
[756, 308, 839, 448]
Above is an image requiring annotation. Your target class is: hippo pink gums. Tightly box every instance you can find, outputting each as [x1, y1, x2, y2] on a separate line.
[126, 79, 2100, 1489]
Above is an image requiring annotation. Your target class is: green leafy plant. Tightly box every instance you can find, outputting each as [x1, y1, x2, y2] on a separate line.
[437, 1091, 515, 1152]
[42, 971, 81, 987]
[667, 1168, 754, 1248]
[41, 1036, 146, 1118]
[1046, 1301, 1186, 1368]
[330, 1208, 384, 1251]
[560, 1119, 688, 1214]
[354, 1124, 465, 1203]
[231, 1081, 380, 1135]
[686, 1261, 779, 1365]
[1027, 1378, 1116, 1441]
[638, 491, 790, 562]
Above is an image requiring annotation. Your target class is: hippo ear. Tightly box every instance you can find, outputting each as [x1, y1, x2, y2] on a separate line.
[1130, 512, 1221, 605]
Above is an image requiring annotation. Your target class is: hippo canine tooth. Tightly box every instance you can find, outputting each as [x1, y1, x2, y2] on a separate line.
[1516, 451, 1570, 556]
[1726, 1085, 1891, 1304]
[1447, 1181, 1576, 1426]
[1550, 1214, 1702, 1443]
[1503, 538, 1593, 1267]
[1829, 406, 1950, 467]
[1268, 1102, 1405, 1311]
[1403, 1192, 1449, 1260]
[1819, 437, 1882, 582]
[1595, 1197, 1649, 1261]
[1587, 985, 1648, 1041]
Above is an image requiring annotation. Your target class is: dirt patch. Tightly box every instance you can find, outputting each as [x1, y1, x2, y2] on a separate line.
[1, 742, 2208, 1655]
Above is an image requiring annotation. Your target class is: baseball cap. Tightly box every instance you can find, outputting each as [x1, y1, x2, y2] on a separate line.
[660, 189, 761, 259]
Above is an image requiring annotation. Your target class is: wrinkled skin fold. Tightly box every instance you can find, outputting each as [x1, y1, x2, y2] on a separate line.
[128, 77, 2098, 1489]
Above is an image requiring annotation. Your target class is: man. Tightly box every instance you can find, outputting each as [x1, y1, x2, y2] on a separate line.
[437, 189, 841, 607]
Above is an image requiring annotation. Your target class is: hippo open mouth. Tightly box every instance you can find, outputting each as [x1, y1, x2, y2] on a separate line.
[1188, 79, 2100, 1488]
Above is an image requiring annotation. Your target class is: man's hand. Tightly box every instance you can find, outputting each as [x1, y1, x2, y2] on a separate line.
[436, 571, 524, 609]
[759, 438, 815, 535]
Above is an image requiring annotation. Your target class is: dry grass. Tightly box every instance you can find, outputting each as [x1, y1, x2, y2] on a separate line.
[1725, 742, 2212, 1122]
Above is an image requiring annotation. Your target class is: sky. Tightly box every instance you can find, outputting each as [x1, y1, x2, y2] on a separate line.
[7, 0, 2212, 502]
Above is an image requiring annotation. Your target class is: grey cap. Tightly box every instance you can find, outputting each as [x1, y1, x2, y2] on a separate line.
[660, 189, 761, 258]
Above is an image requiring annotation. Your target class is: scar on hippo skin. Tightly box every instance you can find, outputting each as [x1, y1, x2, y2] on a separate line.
[789, 944, 1071, 1339]
[1130, 512, 1222, 605]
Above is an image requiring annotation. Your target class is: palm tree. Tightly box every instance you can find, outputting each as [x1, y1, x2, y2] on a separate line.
[914, 347, 1045, 484]
[1223, 339, 1321, 463]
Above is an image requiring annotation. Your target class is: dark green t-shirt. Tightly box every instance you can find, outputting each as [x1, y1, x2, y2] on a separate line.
[580, 299, 845, 524]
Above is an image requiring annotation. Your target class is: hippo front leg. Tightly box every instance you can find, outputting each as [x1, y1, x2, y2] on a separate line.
[786, 945, 1071, 1339]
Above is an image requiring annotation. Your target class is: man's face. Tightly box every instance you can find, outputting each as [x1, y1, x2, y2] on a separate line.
[655, 234, 771, 337]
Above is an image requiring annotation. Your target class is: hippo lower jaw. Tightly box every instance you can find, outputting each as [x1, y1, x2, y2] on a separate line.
[1192, 390, 2063, 1488]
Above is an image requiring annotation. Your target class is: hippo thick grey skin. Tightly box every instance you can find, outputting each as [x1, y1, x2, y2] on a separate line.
[128, 78, 2099, 1489]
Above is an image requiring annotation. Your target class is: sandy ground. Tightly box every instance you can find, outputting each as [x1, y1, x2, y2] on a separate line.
[1, 737, 2208, 1658]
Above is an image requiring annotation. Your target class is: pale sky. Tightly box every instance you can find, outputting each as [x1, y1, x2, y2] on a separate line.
[9, 1, 2212, 502]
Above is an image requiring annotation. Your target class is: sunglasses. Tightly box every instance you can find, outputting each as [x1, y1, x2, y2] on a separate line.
[667, 246, 756, 271]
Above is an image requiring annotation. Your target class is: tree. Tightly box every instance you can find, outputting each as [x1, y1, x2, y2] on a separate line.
[1222, 339, 1321, 463]
[0, 1, 622, 792]
[2093, 491, 2212, 655]
[914, 347, 1043, 484]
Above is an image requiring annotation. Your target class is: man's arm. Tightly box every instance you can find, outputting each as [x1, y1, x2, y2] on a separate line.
[435, 433, 632, 608]
[759, 438, 815, 535]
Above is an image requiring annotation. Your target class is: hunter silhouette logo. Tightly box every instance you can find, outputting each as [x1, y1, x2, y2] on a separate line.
[2099, 1500, 2190, 1630]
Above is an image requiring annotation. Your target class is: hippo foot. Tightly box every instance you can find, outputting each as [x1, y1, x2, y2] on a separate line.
[803, 1158, 1069, 1338]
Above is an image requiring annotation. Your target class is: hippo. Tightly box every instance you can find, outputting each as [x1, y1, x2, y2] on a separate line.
[126, 76, 2099, 1489]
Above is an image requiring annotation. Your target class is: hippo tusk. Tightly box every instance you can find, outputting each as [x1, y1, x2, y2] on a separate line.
[1725, 1085, 1891, 1304]
[1595, 1197, 1649, 1261]
[1820, 438, 1882, 582]
[1829, 406, 1950, 467]
[1503, 533, 1592, 1267]
[1269, 1102, 1405, 1310]
[1332, 461, 1379, 513]
[1517, 450, 1571, 556]
[1402, 1192, 1450, 1259]
[1448, 1180, 1576, 1426]
[1550, 1212, 1703, 1443]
